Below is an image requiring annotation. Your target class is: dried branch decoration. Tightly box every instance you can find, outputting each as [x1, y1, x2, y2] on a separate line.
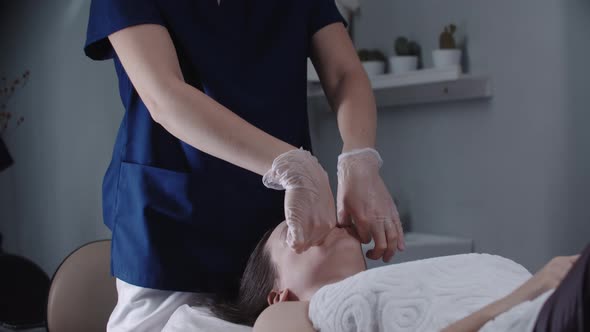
[0, 70, 30, 138]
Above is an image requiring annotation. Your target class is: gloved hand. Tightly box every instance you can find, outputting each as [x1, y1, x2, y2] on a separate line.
[336, 148, 405, 262]
[263, 148, 337, 253]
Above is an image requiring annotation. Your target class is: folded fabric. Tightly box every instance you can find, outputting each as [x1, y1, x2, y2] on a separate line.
[162, 304, 251, 332]
[309, 253, 544, 332]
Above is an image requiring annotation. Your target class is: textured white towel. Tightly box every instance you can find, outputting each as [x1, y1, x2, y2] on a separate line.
[309, 253, 548, 332]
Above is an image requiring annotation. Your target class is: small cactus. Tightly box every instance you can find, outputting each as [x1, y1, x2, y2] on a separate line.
[357, 49, 370, 62]
[370, 50, 387, 62]
[394, 37, 421, 56]
[439, 24, 457, 49]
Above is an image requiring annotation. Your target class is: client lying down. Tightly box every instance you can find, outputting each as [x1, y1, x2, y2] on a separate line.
[205, 221, 588, 332]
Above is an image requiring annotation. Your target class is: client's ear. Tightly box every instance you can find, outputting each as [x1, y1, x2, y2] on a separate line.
[267, 289, 294, 305]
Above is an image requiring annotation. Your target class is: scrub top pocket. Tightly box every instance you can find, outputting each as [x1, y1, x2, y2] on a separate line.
[115, 161, 195, 225]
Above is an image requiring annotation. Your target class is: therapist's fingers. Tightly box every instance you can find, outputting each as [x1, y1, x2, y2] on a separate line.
[342, 224, 362, 241]
[382, 220, 398, 262]
[366, 219, 388, 260]
[392, 209, 405, 251]
[310, 217, 334, 247]
[285, 220, 305, 253]
[390, 201, 405, 251]
[395, 218, 405, 251]
[354, 215, 373, 244]
[337, 207, 353, 227]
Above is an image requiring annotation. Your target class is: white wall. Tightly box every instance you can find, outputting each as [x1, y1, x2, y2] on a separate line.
[0, 0, 120, 274]
[309, 0, 590, 271]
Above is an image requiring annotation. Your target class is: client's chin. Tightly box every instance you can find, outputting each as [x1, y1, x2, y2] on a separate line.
[320, 226, 362, 253]
[317, 227, 366, 280]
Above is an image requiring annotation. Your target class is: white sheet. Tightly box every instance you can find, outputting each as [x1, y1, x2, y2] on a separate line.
[309, 253, 548, 332]
[161, 304, 251, 332]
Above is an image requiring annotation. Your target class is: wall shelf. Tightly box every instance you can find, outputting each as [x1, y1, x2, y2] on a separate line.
[307, 74, 493, 111]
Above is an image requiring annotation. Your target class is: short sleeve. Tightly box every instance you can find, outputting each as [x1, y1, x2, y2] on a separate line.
[308, 0, 348, 38]
[84, 0, 165, 60]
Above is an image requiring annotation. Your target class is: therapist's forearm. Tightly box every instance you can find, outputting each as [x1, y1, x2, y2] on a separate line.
[151, 79, 296, 176]
[108, 24, 296, 176]
[329, 69, 377, 153]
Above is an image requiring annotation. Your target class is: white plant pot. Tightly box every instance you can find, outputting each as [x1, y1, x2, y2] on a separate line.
[432, 49, 462, 69]
[389, 56, 418, 74]
[362, 61, 385, 76]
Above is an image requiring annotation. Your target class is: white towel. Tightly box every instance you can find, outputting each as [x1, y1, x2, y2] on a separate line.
[309, 253, 548, 332]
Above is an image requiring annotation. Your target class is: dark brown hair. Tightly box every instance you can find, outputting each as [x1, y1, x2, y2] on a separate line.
[206, 229, 277, 326]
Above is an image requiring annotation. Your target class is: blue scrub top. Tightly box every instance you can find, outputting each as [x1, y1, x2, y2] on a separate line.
[84, 0, 345, 294]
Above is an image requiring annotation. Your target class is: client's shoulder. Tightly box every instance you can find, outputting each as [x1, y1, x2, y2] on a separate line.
[254, 301, 315, 332]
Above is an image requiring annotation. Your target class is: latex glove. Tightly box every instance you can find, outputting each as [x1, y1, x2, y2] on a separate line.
[336, 148, 405, 262]
[263, 148, 337, 253]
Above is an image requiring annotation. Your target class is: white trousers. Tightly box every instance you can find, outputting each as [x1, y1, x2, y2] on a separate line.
[107, 279, 198, 332]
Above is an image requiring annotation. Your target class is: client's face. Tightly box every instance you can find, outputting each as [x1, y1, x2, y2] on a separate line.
[265, 221, 366, 302]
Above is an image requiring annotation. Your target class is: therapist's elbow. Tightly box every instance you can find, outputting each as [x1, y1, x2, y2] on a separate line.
[142, 93, 165, 125]
[139, 78, 181, 126]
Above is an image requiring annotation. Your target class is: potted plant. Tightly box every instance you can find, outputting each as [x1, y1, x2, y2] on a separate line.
[432, 24, 462, 69]
[357, 49, 387, 76]
[389, 37, 421, 74]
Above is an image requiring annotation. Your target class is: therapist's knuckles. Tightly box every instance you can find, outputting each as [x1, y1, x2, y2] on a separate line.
[383, 249, 395, 263]
[357, 228, 372, 244]
[336, 210, 352, 227]
[372, 243, 387, 255]
[387, 234, 399, 251]
[384, 240, 398, 262]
